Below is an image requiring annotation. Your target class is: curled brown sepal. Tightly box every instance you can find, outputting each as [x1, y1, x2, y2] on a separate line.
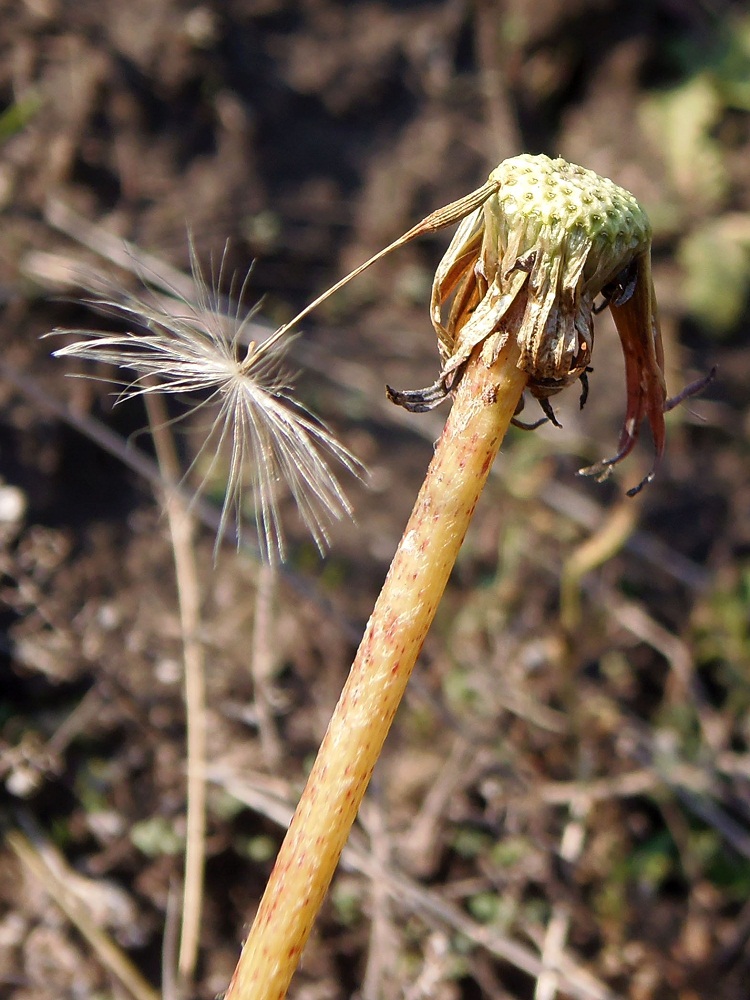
[384, 373, 451, 413]
[578, 249, 715, 496]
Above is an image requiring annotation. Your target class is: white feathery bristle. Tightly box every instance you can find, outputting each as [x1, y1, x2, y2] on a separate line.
[51, 241, 363, 562]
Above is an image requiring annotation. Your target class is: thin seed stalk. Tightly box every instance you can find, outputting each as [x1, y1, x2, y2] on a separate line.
[226, 333, 527, 1000]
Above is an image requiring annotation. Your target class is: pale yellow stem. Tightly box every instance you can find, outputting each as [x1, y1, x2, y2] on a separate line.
[226, 335, 527, 1000]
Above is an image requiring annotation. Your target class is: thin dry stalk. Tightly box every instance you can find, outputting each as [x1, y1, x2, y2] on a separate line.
[161, 881, 181, 1000]
[251, 562, 284, 768]
[225, 327, 528, 1000]
[143, 391, 207, 987]
[6, 826, 160, 1000]
[534, 907, 572, 1000]
[560, 501, 637, 632]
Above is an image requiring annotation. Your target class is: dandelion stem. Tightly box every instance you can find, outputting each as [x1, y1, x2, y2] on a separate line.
[225, 326, 527, 1000]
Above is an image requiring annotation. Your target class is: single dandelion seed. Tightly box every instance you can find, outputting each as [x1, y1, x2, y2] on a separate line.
[50, 240, 363, 562]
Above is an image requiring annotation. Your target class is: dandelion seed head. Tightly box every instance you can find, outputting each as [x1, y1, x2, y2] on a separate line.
[433, 154, 653, 386]
[424, 153, 700, 495]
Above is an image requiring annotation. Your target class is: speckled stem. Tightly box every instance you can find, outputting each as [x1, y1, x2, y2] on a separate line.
[225, 335, 527, 1000]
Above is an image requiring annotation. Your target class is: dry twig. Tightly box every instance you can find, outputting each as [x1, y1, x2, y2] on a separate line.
[143, 390, 207, 987]
[7, 822, 160, 1000]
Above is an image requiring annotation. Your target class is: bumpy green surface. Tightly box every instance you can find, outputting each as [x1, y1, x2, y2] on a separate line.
[488, 153, 650, 247]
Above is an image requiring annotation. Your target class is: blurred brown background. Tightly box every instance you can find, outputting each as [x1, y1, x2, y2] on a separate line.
[1, 2, 749, 998]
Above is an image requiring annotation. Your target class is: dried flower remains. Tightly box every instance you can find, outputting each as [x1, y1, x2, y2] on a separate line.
[277, 153, 712, 495]
[51, 243, 362, 562]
